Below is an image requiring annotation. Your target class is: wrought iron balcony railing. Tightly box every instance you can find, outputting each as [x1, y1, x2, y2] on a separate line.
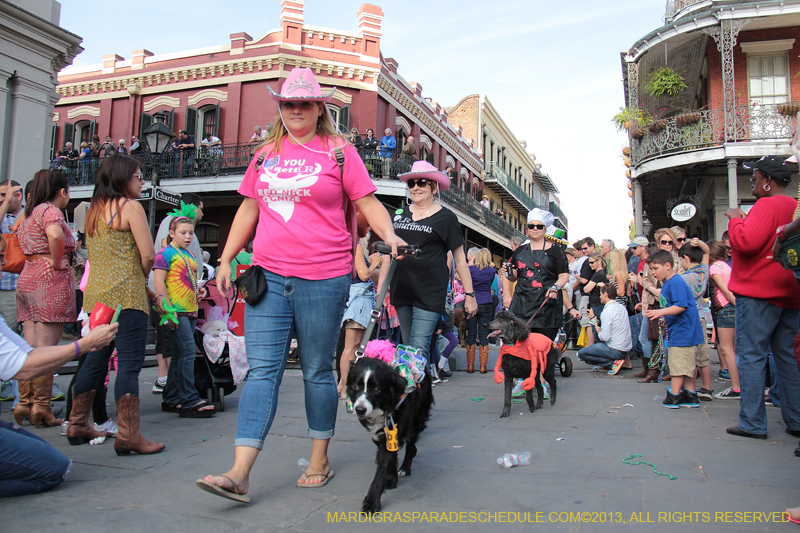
[52, 143, 525, 241]
[549, 201, 568, 227]
[485, 162, 536, 211]
[630, 104, 797, 166]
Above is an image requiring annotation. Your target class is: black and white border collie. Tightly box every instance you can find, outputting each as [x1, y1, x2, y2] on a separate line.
[346, 356, 433, 514]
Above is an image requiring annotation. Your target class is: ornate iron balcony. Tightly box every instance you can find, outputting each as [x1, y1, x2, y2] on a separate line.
[630, 104, 797, 166]
[53, 142, 525, 242]
[485, 161, 536, 211]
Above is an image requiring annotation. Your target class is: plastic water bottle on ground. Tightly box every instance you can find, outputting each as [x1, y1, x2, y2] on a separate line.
[497, 451, 532, 468]
[297, 457, 310, 468]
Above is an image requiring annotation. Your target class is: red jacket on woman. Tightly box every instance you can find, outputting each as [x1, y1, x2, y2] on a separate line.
[728, 195, 800, 309]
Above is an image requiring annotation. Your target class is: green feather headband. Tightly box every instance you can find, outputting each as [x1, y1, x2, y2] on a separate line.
[169, 201, 197, 221]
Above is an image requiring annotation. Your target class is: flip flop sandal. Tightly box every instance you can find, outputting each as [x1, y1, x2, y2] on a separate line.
[786, 512, 800, 524]
[196, 475, 250, 503]
[297, 470, 334, 488]
[161, 402, 180, 413]
[179, 402, 216, 418]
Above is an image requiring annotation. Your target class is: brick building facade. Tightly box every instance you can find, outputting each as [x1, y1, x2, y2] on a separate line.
[53, 1, 564, 259]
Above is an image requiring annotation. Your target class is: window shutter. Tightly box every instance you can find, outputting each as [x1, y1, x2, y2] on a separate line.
[185, 107, 198, 138]
[89, 119, 97, 140]
[139, 112, 153, 137]
[63, 122, 75, 148]
[213, 103, 220, 137]
[50, 123, 57, 159]
[166, 109, 175, 131]
[337, 105, 349, 134]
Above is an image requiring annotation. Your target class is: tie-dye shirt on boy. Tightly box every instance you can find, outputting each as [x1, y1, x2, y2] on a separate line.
[154, 245, 198, 313]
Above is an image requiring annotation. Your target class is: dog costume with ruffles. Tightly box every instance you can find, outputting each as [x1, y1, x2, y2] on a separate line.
[494, 333, 555, 390]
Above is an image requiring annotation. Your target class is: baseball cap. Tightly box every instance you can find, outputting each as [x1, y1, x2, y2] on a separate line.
[743, 155, 792, 182]
[628, 236, 649, 247]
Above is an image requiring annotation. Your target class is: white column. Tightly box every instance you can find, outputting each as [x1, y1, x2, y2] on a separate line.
[3, 77, 52, 182]
[727, 158, 738, 209]
[0, 69, 12, 178]
[633, 178, 643, 234]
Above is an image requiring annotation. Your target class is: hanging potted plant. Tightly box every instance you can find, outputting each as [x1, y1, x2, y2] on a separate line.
[648, 119, 667, 133]
[622, 146, 631, 156]
[777, 103, 800, 116]
[611, 106, 650, 132]
[630, 127, 646, 140]
[645, 67, 687, 99]
[675, 112, 701, 126]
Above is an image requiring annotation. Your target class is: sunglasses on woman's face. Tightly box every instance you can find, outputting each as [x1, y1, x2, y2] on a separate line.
[660, 240, 673, 245]
[527, 224, 546, 230]
[676, 237, 686, 244]
[406, 178, 430, 189]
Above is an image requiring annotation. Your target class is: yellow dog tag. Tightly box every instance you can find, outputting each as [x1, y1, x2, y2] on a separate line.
[384, 426, 399, 451]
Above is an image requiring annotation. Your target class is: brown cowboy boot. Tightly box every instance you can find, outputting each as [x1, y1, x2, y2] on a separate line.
[637, 365, 660, 383]
[634, 357, 650, 379]
[30, 374, 63, 428]
[466, 345, 475, 373]
[13, 380, 33, 425]
[114, 394, 165, 456]
[479, 345, 489, 374]
[67, 390, 109, 444]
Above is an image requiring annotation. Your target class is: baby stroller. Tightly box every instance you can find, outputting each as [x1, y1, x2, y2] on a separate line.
[194, 277, 239, 411]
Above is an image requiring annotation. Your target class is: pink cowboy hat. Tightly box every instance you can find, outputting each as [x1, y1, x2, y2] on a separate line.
[397, 161, 451, 192]
[267, 67, 336, 102]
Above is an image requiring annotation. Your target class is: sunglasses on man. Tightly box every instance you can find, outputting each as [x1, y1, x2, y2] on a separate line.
[527, 224, 546, 230]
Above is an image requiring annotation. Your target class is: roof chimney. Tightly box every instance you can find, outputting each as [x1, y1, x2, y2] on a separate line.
[357, 4, 383, 59]
[280, 0, 304, 46]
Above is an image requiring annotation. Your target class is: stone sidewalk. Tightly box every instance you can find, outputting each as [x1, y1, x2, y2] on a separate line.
[2, 346, 797, 532]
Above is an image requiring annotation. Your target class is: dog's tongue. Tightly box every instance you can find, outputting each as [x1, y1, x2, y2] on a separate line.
[487, 329, 502, 338]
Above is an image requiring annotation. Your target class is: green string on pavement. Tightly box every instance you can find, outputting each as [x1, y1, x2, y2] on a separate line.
[471, 397, 485, 402]
[622, 454, 677, 480]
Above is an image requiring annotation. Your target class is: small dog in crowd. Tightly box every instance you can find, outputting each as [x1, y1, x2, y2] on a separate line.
[486, 310, 559, 417]
[453, 308, 468, 346]
[346, 357, 433, 514]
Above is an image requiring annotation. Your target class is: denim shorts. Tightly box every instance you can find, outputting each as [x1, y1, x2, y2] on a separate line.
[716, 304, 735, 329]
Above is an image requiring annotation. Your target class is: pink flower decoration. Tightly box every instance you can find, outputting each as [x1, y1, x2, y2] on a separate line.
[364, 339, 396, 363]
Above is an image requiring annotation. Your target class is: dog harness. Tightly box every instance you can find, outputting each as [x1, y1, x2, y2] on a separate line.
[494, 332, 557, 390]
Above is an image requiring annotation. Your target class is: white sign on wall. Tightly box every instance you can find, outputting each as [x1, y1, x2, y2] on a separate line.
[671, 203, 697, 222]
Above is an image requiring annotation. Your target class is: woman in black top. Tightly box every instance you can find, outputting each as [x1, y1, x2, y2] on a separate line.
[502, 208, 569, 341]
[380, 161, 476, 371]
[583, 252, 607, 346]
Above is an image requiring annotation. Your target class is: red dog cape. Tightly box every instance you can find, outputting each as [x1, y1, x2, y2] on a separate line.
[494, 333, 556, 390]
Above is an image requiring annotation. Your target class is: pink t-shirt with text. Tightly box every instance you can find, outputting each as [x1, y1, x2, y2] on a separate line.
[238, 137, 376, 280]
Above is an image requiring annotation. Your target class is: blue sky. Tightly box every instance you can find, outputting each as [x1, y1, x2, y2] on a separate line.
[61, 0, 667, 247]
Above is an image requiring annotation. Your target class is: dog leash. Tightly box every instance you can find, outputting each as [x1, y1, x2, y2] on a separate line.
[524, 296, 551, 327]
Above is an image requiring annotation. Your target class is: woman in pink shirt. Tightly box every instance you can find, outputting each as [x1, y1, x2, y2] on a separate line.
[197, 68, 404, 502]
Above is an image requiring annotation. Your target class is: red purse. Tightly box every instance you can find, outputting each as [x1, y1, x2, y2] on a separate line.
[1, 218, 25, 274]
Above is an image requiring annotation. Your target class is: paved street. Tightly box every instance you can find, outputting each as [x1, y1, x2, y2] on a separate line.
[2, 346, 797, 532]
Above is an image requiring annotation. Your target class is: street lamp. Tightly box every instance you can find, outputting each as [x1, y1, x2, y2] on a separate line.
[142, 111, 173, 237]
[642, 212, 653, 239]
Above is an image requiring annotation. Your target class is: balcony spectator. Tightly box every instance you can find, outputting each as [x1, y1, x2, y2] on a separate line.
[178, 129, 196, 176]
[362, 128, 379, 151]
[117, 139, 128, 156]
[202, 132, 223, 174]
[101, 136, 117, 158]
[250, 126, 265, 145]
[349, 128, 363, 148]
[64, 142, 78, 161]
[402, 135, 416, 157]
[50, 151, 64, 171]
[90, 135, 101, 158]
[379, 128, 396, 158]
[130, 136, 142, 155]
[79, 142, 92, 184]
[481, 195, 490, 209]
[494, 207, 504, 218]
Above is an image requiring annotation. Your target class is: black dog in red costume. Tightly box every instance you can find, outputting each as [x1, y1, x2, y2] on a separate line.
[487, 310, 559, 417]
